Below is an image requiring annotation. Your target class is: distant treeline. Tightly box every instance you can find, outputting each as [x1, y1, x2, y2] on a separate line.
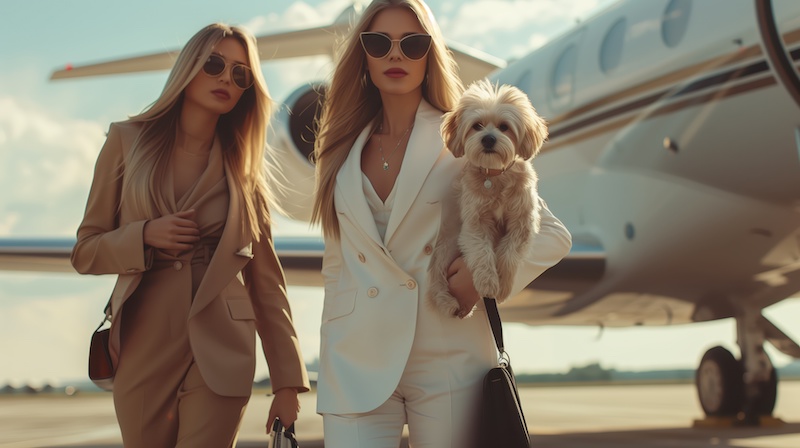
[514, 361, 800, 384]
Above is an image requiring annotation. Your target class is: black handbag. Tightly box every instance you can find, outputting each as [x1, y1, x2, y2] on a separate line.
[88, 302, 114, 391]
[475, 297, 530, 448]
[269, 418, 299, 448]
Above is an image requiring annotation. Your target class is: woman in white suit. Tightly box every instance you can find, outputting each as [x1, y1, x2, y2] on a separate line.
[283, 1, 570, 446]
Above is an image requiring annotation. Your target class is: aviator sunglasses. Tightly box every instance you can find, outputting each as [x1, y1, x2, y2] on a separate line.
[360, 32, 432, 60]
[201, 54, 254, 89]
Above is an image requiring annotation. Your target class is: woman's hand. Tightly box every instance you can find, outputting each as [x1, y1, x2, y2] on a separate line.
[447, 256, 481, 318]
[143, 209, 200, 250]
[267, 387, 300, 431]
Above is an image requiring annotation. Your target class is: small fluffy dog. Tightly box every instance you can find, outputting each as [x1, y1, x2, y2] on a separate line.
[428, 80, 548, 318]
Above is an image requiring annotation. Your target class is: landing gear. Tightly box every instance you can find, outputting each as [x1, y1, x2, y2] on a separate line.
[695, 345, 778, 424]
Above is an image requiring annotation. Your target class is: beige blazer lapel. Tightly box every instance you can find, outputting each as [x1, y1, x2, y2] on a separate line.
[189, 160, 252, 318]
[384, 101, 444, 245]
[336, 122, 385, 249]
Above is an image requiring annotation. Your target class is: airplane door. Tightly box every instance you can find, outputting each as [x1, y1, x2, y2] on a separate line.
[756, 0, 800, 109]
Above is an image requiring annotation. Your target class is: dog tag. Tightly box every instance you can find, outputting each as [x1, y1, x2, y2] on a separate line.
[484, 179, 492, 189]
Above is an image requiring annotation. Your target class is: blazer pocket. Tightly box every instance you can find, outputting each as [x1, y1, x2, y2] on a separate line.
[226, 298, 256, 320]
[322, 288, 357, 323]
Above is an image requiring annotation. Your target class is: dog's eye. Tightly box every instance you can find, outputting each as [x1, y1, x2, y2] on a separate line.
[499, 123, 510, 132]
[472, 123, 483, 131]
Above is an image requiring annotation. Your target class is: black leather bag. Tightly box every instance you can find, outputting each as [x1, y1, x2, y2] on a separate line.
[475, 297, 530, 448]
[88, 305, 114, 391]
[269, 418, 299, 448]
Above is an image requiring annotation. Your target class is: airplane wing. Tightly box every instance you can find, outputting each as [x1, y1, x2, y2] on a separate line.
[0, 236, 324, 287]
[50, 22, 504, 85]
[0, 236, 596, 298]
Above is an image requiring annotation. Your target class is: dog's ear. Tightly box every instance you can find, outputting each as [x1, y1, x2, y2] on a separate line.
[441, 108, 465, 158]
[519, 104, 548, 160]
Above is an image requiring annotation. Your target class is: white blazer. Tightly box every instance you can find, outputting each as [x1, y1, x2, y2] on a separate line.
[313, 100, 572, 414]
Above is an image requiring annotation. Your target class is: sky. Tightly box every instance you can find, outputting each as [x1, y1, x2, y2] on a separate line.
[1, 0, 799, 386]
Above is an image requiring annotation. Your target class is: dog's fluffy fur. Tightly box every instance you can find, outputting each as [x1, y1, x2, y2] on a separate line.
[428, 80, 548, 318]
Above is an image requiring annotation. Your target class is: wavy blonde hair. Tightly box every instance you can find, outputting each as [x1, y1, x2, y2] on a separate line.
[311, 0, 463, 239]
[121, 23, 272, 240]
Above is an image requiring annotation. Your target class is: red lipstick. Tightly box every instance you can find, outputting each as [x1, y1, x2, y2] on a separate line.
[384, 68, 408, 78]
[212, 89, 230, 100]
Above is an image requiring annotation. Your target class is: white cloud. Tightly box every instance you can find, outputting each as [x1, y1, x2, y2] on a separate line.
[0, 96, 105, 236]
[244, 0, 352, 35]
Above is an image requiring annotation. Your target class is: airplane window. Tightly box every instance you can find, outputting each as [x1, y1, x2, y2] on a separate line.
[600, 18, 626, 73]
[551, 44, 577, 108]
[662, 0, 692, 48]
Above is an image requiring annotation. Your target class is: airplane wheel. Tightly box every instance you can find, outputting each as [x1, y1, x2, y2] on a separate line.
[696, 346, 744, 416]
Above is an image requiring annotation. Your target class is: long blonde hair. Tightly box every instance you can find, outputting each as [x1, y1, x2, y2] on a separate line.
[121, 23, 272, 240]
[311, 0, 463, 239]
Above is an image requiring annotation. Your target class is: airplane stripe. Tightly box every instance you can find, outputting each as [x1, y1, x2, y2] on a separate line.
[545, 75, 777, 151]
[547, 45, 764, 127]
[543, 47, 799, 151]
[548, 59, 773, 143]
[547, 22, 800, 128]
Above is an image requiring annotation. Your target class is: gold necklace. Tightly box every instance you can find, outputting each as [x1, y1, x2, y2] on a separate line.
[377, 125, 412, 171]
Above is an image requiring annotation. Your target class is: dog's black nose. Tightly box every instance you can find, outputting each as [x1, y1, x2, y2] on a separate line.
[481, 134, 496, 149]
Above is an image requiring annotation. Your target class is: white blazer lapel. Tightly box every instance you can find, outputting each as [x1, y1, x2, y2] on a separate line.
[384, 101, 444, 244]
[336, 122, 385, 248]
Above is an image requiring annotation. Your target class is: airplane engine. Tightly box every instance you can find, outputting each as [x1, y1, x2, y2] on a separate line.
[265, 82, 327, 222]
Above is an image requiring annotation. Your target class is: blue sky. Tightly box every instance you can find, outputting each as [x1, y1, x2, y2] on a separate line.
[1, 0, 798, 385]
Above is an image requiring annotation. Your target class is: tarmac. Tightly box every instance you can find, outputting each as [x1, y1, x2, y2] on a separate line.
[1, 381, 798, 447]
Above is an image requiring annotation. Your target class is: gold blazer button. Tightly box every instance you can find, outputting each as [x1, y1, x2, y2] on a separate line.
[358, 253, 366, 263]
[423, 244, 433, 255]
[406, 279, 417, 290]
[367, 287, 379, 298]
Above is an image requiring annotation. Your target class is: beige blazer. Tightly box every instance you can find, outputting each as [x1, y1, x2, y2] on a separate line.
[313, 101, 572, 414]
[72, 121, 310, 397]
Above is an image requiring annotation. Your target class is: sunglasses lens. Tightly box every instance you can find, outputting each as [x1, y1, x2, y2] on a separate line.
[232, 66, 253, 89]
[401, 35, 432, 60]
[361, 33, 392, 58]
[203, 55, 225, 76]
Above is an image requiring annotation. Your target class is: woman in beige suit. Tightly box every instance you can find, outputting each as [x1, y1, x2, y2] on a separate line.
[71, 23, 310, 447]
[270, 1, 571, 447]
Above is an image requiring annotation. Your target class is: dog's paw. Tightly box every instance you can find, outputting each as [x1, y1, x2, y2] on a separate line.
[430, 291, 462, 318]
[473, 270, 501, 299]
[496, 280, 512, 303]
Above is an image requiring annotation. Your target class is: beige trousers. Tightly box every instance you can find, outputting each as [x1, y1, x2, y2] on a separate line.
[113, 256, 249, 447]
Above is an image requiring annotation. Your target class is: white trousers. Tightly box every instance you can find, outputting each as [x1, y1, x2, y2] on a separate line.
[322, 371, 482, 447]
[322, 305, 495, 448]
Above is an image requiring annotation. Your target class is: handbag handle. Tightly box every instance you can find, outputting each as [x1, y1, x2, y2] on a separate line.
[271, 418, 299, 447]
[483, 297, 510, 365]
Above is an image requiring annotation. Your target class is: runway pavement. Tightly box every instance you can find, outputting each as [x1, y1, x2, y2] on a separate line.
[1, 381, 798, 447]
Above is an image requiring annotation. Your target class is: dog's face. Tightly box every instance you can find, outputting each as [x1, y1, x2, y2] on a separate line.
[441, 80, 548, 169]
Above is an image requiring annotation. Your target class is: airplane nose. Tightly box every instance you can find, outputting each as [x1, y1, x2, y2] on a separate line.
[481, 134, 496, 149]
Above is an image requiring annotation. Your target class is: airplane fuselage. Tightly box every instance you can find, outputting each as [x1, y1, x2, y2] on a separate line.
[491, 0, 800, 326]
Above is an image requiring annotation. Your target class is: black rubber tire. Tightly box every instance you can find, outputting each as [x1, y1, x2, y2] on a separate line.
[696, 346, 744, 417]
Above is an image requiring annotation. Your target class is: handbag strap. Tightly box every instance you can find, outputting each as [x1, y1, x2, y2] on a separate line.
[483, 297, 505, 354]
[96, 298, 112, 329]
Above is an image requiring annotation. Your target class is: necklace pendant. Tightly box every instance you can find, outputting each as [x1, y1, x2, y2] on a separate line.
[383, 162, 389, 171]
[484, 178, 493, 189]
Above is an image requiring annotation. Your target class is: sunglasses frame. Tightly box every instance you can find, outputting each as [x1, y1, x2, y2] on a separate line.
[201, 53, 254, 90]
[359, 32, 432, 61]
